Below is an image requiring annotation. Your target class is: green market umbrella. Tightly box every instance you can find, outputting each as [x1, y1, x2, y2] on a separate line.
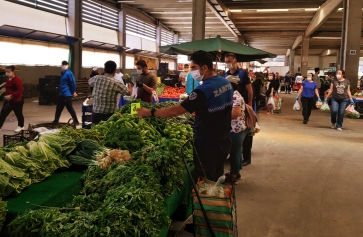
[159, 35, 276, 62]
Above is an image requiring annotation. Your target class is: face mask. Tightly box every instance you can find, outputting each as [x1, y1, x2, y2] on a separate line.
[225, 63, 233, 69]
[61, 65, 68, 71]
[137, 69, 143, 75]
[268, 76, 273, 80]
[307, 77, 312, 81]
[336, 74, 342, 79]
[5, 72, 12, 78]
[190, 69, 204, 81]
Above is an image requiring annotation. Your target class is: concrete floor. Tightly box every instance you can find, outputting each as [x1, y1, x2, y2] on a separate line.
[1, 95, 363, 237]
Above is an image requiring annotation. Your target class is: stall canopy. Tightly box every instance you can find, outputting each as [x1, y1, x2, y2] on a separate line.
[159, 35, 276, 62]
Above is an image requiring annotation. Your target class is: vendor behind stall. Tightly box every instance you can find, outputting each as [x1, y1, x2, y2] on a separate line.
[89, 61, 132, 124]
[135, 60, 157, 103]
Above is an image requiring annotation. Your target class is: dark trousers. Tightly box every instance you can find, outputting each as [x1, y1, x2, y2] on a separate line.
[242, 135, 252, 162]
[194, 138, 231, 182]
[92, 113, 113, 125]
[301, 97, 314, 121]
[0, 100, 24, 128]
[54, 96, 78, 122]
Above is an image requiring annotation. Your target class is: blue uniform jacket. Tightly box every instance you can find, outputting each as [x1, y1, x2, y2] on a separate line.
[59, 69, 76, 97]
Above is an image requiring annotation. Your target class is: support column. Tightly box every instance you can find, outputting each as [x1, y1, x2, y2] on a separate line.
[301, 37, 310, 77]
[192, 0, 206, 41]
[340, 0, 363, 83]
[156, 23, 161, 53]
[289, 49, 295, 73]
[173, 32, 179, 44]
[284, 56, 289, 67]
[67, 0, 82, 78]
[336, 48, 341, 70]
[118, 8, 126, 71]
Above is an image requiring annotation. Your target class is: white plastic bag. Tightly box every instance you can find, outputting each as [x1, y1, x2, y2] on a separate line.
[320, 102, 330, 112]
[293, 101, 300, 111]
[267, 96, 275, 110]
[131, 83, 138, 98]
[345, 104, 360, 119]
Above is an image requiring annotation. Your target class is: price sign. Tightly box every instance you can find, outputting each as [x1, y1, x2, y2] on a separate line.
[130, 103, 140, 115]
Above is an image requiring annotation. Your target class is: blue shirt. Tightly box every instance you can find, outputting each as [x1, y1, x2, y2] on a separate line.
[301, 81, 317, 98]
[284, 75, 291, 83]
[186, 73, 200, 95]
[59, 69, 76, 96]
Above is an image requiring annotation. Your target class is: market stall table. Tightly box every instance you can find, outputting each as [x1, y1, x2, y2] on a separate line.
[353, 97, 363, 118]
[118, 95, 179, 108]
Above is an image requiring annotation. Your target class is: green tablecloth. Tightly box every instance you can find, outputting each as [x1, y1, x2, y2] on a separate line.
[1, 165, 193, 237]
[1, 166, 86, 236]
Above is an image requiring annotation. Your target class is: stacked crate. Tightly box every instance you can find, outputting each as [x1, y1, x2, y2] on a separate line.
[82, 105, 93, 129]
[38, 75, 60, 105]
[75, 78, 90, 100]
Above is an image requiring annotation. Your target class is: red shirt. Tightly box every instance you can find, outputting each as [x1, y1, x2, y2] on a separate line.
[5, 75, 24, 102]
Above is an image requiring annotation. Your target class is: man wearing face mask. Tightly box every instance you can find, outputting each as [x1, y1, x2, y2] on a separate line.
[137, 50, 233, 182]
[0, 65, 24, 133]
[52, 61, 79, 125]
[89, 61, 132, 124]
[224, 53, 253, 107]
[135, 60, 157, 103]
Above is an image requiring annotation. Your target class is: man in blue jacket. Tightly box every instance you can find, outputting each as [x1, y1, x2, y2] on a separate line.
[52, 61, 79, 125]
[137, 50, 233, 182]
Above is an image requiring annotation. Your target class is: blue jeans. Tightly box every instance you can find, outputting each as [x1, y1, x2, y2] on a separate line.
[230, 129, 249, 176]
[331, 98, 349, 128]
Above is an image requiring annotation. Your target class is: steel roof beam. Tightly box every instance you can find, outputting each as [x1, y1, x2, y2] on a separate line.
[305, 0, 342, 37]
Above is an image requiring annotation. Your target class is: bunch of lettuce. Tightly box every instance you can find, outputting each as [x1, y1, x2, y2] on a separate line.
[0, 198, 6, 230]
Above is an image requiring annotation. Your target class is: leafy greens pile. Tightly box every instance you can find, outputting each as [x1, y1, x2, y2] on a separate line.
[5, 101, 195, 236]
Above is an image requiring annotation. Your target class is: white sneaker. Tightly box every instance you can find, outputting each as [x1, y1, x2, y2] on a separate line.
[331, 123, 336, 129]
[337, 128, 342, 132]
[14, 126, 24, 133]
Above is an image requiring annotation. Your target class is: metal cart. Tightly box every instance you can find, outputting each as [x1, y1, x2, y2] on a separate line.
[180, 140, 238, 237]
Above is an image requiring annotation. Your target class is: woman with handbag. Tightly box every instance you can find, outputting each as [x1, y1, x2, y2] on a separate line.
[324, 70, 354, 131]
[296, 73, 321, 124]
[226, 76, 249, 184]
[266, 73, 279, 115]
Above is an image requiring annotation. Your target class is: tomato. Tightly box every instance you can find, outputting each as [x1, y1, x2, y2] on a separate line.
[159, 86, 186, 98]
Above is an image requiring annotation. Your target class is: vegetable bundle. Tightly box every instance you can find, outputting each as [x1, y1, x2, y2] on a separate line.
[0, 198, 6, 230]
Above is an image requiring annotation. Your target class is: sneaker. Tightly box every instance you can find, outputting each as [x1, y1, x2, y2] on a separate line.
[234, 180, 239, 185]
[266, 112, 271, 115]
[14, 126, 24, 133]
[303, 120, 308, 124]
[337, 128, 342, 132]
[74, 121, 80, 126]
[331, 123, 336, 129]
[52, 120, 59, 124]
[236, 173, 242, 180]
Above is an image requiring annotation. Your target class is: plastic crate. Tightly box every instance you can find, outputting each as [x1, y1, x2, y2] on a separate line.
[3, 133, 28, 147]
[39, 95, 58, 106]
[82, 105, 93, 129]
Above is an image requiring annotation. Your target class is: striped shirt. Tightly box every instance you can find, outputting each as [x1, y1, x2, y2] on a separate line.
[89, 74, 129, 114]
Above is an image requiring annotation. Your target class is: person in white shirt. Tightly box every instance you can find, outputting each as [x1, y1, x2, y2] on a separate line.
[178, 64, 190, 87]
[295, 73, 303, 91]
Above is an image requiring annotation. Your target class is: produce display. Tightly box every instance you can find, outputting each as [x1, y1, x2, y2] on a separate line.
[0, 198, 5, 230]
[159, 86, 186, 98]
[156, 83, 167, 96]
[2, 101, 195, 237]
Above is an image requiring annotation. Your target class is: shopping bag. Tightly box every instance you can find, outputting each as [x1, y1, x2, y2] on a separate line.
[320, 102, 330, 112]
[267, 96, 275, 110]
[345, 104, 360, 119]
[293, 101, 300, 111]
[131, 83, 138, 99]
[316, 101, 323, 109]
[152, 90, 159, 103]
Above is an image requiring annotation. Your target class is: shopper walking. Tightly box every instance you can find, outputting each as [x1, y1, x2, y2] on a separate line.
[324, 70, 354, 131]
[89, 61, 132, 124]
[295, 73, 303, 90]
[138, 50, 233, 182]
[135, 60, 157, 103]
[284, 71, 291, 94]
[296, 73, 321, 124]
[0, 65, 24, 133]
[224, 53, 253, 107]
[266, 73, 279, 115]
[252, 73, 263, 112]
[52, 61, 79, 125]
